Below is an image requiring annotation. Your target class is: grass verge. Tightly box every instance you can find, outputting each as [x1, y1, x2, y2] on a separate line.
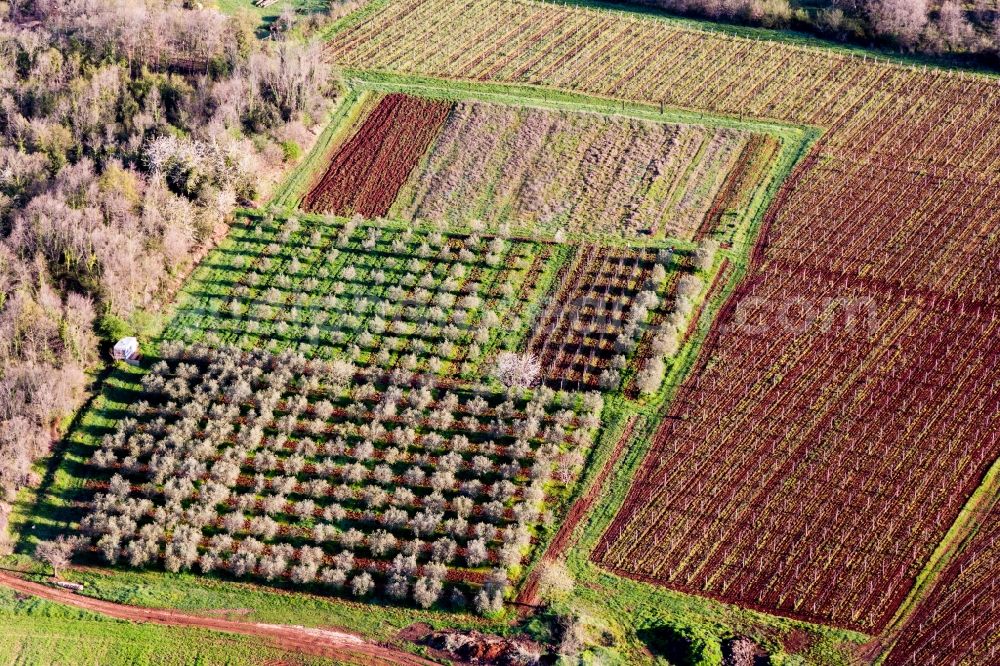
[0, 586, 338, 666]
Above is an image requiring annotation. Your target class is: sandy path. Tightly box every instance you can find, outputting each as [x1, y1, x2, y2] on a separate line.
[0, 571, 436, 665]
[517, 415, 639, 608]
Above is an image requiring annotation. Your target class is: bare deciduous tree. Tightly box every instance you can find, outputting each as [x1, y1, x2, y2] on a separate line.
[494, 352, 541, 389]
[537, 560, 574, 602]
[35, 535, 84, 577]
[867, 0, 929, 46]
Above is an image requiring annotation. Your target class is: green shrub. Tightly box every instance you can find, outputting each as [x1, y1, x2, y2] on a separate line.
[97, 313, 130, 342]
[641, 621, 722, 666]
[280, 140, 302, 162]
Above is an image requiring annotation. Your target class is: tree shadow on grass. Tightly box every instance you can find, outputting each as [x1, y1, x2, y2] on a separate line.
[14, 365, 145, 552]
[637, 622, 722, 666]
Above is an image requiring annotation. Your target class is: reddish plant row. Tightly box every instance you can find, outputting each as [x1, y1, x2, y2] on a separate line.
[302, 94, 452, 217]
[527, 245, 656, 390]
[594, 253, 1000, 632]
[883, 499, 1000, 665]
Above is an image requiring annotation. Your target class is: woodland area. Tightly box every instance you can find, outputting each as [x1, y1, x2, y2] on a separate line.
[0, 0, 337, 548]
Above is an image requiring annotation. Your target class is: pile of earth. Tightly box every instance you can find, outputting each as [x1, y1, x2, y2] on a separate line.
[401, 624, 545, 665]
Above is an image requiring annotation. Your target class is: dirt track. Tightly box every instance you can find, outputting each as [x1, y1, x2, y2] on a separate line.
[0, 571, 436, 665]
[517, 415, 639, 608]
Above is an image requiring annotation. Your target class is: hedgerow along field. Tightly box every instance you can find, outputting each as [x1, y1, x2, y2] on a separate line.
[324, 0, 1000, 648]
[300, 91, 779, 241]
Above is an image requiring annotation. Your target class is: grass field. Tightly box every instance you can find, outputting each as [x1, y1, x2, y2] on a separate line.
[0, 587, 338, 666]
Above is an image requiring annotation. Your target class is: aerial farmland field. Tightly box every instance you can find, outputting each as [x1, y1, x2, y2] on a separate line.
[388, 102, 758, 240]
[296, 88, 783, 242]
[327, 0, 1000, 653]
[3, 0, 999, 664]
[163, 210, 562, 378]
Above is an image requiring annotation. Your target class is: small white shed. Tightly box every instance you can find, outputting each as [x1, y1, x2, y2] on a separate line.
[112, 337, 140, 363]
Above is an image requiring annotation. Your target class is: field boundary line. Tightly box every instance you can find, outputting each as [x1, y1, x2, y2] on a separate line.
[343, 70, 820, 137]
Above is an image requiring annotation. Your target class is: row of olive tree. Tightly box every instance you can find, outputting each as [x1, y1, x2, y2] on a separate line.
[78, 346, 601, 611]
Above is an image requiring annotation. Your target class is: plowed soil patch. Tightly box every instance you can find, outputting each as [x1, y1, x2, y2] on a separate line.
[302, 93, 451, 217]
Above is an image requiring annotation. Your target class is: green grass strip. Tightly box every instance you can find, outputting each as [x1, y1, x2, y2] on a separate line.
[0, 587, 337, 666]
